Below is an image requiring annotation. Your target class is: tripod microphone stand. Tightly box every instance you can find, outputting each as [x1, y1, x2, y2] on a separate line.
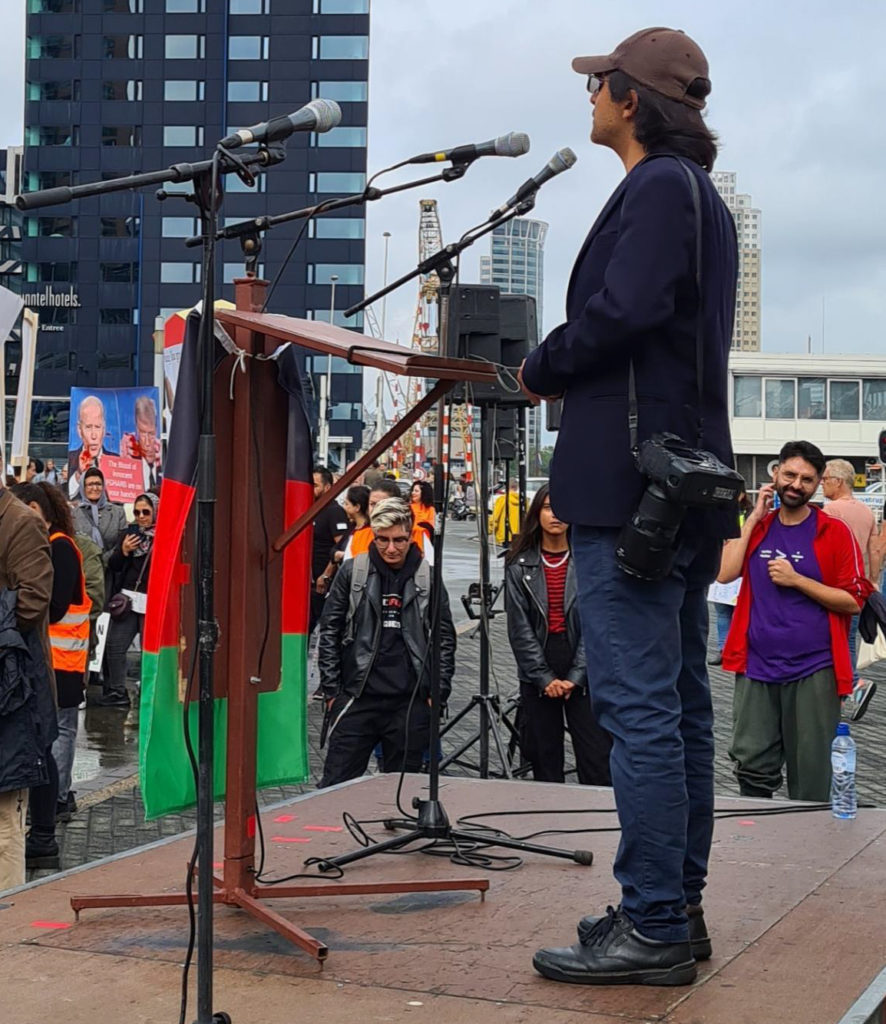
[318, 206, 593, 873]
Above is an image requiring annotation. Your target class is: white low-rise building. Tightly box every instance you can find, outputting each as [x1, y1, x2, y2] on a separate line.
[728, 352, 886, 515]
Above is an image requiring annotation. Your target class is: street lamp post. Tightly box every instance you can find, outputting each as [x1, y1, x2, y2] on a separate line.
[381, 230, 391, 338]
[318, 274, 338, 466]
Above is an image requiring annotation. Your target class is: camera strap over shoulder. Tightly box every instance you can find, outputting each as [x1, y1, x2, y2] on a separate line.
[627, 157, 704, 458]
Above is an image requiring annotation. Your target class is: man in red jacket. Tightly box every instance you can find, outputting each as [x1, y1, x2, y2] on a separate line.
[719, 441, 871, 801]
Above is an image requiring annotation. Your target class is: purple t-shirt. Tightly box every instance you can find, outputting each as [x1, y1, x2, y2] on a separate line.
[746, 513, 832, 683]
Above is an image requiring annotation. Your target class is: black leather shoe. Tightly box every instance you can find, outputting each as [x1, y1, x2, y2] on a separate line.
[534, 906, 696, 986]
[577, 903, 711, 961]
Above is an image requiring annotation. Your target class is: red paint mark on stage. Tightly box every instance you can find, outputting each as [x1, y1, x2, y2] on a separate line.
[271, 836, 311, 844]
[303, 825, 342, 833]
[30, 921, 71, 930]
[246, 815, 256, 838]
[739, 820, 756, 826]
[274, 814, 296, 823]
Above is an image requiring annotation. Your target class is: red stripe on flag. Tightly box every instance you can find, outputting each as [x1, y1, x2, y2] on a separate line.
[143, 477, 196, 653]
[281, 478, 312, 635]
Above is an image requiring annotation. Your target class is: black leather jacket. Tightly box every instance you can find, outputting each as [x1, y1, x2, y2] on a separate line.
[505, 548, 587, 693]
[317, 555, 456, 703]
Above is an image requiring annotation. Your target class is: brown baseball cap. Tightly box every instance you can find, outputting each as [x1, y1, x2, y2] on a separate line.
[572, 27, 710, 109]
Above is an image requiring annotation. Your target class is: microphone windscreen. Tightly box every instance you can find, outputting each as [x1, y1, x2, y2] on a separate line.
[554, 147, 578, 171]
[309, 98, 343, 133]
[496, 131, 530, 157]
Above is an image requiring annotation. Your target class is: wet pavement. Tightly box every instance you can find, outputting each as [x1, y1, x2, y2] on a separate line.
[30, 518, 886, 884]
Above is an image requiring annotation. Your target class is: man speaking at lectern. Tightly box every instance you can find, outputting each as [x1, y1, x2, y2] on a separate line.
[520, 28, 738, 986]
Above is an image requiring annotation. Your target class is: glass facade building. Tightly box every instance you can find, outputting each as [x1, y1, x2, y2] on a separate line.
[479, 216, 548, 464]
[18, 0, 369, 465]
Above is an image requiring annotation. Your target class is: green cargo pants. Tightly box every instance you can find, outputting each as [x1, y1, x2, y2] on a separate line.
[729, 667, 841, 802]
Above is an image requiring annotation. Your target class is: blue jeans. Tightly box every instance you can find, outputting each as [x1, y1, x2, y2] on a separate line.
[848, 613, 859, 685]
[713, 602, 734, 652]
[52, 706, 79, 802]
[571, 526, 720, 943]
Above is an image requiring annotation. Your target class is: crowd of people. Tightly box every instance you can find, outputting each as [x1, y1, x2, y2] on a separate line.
[0, 466, 158, 887]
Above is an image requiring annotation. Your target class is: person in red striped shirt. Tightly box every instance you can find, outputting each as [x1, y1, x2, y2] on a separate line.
[505, 484, 611, 784]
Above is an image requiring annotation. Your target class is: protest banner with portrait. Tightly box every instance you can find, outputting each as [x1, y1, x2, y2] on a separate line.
[68, 386, 162, 503]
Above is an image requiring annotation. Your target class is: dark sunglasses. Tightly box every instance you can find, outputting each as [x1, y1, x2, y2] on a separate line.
[586, 72, 609, 95]
[133, 508, 153, 517]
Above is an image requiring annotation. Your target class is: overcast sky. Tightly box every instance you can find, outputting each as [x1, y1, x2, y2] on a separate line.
[2, 0, 885, 362]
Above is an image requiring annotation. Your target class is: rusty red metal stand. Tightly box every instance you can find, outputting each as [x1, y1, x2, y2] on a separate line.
[69, 276, 499, 963]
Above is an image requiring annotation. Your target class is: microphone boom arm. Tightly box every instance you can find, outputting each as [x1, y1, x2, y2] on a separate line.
[185, 161, 471, 248]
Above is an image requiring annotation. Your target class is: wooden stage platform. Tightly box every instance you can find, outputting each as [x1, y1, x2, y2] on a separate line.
[1, 775, 884, 1024]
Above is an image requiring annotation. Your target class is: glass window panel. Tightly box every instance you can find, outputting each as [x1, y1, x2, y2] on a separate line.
[314, 126, 366, 148]
[164, 80, 203, 101]
[310, 218, 365, 239]
[830, 380, 859, 421]
[162, 216, 198, 237]
[227, 80, 260, 101]
[103, 0, 144, 11]
[314, 0, 368, 11]
[30, 401, 72, 444]
[223, 262, 264, 283]
[103, 35, 143, 60]
[29, 217, 76, 237]
[308, 263, 363, 285]
[166, 0, 205, 10]
[101, 217, 140, 237]
[160, 262, 201, 283]
[28, 36, 79, 59]
[100, 308, 134, 324]
[103, 80, 142, 100]
[230, 0, 269, 12]
[863, 380, 886, 421]
[765, 379, 795, 419]
[27, 125, 78, 146]
[311, 171, 366, 193]
[100, 262, 138, 283]
[229, 36, 267, 60]
[30, 0, 80, 11]
[28, 80, 78, 101]
[27, 262, 77, 282]
[165, 35, 203, 59]
[226, 174, 266, 193]
[308, 309, 363, 329]
[163, 125, 203, 146]
[733, 375, 761, 418]
[315, 35, 369, 60]
[311, 80, 367, 102]
[797, 377, 826, 420]
[102, 125, 141, 146]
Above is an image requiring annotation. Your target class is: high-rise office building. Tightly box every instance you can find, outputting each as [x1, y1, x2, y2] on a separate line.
[479, 216, 547, 464]
[19, 0, 369, 468]
[711, 170, 761, 351]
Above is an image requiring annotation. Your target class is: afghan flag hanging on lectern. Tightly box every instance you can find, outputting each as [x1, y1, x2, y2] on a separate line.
[139, 309, 312, 819]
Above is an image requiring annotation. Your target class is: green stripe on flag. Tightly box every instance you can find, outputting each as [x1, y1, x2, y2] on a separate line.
[139, 636, 309, 820]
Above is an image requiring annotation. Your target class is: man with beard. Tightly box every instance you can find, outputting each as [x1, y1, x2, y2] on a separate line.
[718, 441, 871, 801]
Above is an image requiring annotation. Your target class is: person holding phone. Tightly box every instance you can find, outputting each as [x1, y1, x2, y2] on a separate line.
[718, 441, 871, 801]
[100, 493, 158, 708]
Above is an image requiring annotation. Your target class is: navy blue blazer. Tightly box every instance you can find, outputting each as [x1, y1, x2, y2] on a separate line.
[522, 153, 739, 536]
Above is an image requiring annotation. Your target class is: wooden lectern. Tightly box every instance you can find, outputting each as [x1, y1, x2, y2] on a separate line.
[70, 276, 501, 963]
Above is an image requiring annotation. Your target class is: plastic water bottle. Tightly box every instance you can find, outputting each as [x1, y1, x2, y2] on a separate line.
[830, 723, 857, 820]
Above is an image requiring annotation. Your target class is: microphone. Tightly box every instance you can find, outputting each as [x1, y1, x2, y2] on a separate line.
[409, 131, 529, 165]
[219, 98, 341, 149]
[489, 147, 577, 220]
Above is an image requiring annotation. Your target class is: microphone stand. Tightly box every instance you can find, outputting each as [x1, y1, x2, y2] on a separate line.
[182, 164, 471, 252]
[17, 142, 287, 1024]
[317, 199, 594, 872]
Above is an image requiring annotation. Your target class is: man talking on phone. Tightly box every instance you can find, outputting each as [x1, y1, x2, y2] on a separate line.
[521, 28, 739, 986]
[718, 441, 870, 801]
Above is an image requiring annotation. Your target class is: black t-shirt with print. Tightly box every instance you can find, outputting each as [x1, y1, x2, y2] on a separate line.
[365, 543, 422, 697]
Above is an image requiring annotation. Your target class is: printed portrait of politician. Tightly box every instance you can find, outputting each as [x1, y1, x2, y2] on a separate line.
[122, 395, 162, 490]
[68, 394, 118, 498]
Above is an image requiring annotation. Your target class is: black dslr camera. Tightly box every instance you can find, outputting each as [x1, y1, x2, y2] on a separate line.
[616, 433, 744, 581]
